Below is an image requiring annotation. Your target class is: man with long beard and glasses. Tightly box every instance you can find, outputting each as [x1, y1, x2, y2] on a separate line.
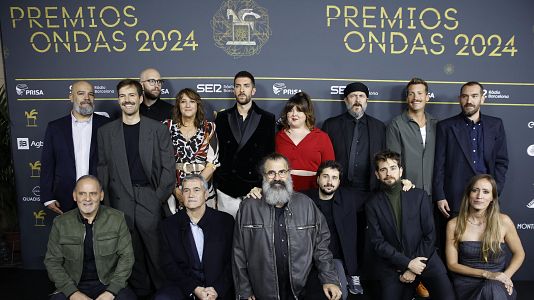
[41, 80, 109, 215]
[433, 82, 508, 221]
[139, 68, 173, 122]
[97, 79, 175, 298]
[366, 150, 454, 300]
[214, 71, 275, 218]
[233, 153, 342, 300]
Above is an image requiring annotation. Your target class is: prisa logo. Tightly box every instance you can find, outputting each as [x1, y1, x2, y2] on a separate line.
[17, 84, 44, 96]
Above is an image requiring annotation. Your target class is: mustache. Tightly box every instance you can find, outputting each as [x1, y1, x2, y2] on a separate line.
[270, 180, 287, 188]
[122, 102, 136, 106]
[322, 184, 335, 188]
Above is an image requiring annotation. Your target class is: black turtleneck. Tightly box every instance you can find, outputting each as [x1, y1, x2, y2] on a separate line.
[383, 180, 402, 236]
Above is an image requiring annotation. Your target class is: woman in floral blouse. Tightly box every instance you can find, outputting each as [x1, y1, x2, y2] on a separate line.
[163, 88, 219, 209]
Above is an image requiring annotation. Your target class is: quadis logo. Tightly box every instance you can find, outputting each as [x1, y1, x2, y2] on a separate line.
[25, 109, 38, 127]
[22, 186, 40, 202]
[526, 199, 534, 209]
[16, 84, 43, 96]
[212, 0, 271, 58]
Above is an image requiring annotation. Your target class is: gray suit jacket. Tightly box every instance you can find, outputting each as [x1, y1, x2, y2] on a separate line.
[97, 116, 175, 224]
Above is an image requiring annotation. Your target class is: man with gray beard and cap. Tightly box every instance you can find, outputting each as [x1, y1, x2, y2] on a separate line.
[322, 82, 386, 193]
[233, 153, 342, 300]
[41, 80, 109, 214]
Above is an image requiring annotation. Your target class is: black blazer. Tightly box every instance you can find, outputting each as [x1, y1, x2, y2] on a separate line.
[432, 113, 508, 213]
[214, 102, 275, 198]
[40, 113, 109, 211]
[304, 187, 366, 274]
[322, 112, 385, 191]
[365, 188, 443, 278]
[160, 207, 235, 298]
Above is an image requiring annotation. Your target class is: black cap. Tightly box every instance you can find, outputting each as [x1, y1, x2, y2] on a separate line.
[344, 82, 369, 98]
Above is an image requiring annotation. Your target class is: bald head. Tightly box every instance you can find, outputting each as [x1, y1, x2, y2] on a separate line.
[139, 68, 162, 102]
[70, 80, 95, 117]
[139, 68, 161, 81]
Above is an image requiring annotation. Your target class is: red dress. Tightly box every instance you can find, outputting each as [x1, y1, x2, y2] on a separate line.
[275, 128, 335, 191]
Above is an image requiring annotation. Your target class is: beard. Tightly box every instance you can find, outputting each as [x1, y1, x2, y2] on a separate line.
[73, 101, 94, 116]
[236, 93, 252, 105]
[346, 101, 367, 119]
[319, 184, 337, 196]
[462, 103, 480, 117]
[144, 89, 160, 100]
[262, 176, 293, 207]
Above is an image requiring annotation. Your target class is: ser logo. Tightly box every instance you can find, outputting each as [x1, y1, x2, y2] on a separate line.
[16, 84, 44, 96]
[330, 86, 381, 97]
[197, 84, 222, 93]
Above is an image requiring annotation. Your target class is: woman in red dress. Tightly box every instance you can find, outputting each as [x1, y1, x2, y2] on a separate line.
[275, 92, 335, 191]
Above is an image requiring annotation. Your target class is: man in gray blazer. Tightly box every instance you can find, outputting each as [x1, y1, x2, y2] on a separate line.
[97, 79, 175, 298]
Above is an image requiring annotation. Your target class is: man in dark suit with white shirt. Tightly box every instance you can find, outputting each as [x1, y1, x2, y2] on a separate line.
[156, 174, 234, 300]
[41, 80, 109, 214]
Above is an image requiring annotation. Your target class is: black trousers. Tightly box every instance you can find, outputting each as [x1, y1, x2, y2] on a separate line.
[128, 186, 165, 297]
[379, 272, 455, 300]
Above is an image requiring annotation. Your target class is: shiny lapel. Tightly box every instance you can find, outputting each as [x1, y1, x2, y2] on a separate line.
[238, 108, 260, 152]
[227, 106, 242, 145]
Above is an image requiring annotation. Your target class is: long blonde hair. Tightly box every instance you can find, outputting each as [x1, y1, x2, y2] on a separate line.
[453, 174, 502, 262]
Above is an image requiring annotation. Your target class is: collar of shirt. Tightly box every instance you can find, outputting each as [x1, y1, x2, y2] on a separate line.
[71, 112, 93, 126]
[462, 113, 482, 126]
[77, 207, 100, 224]
[344, 111, 368, 124]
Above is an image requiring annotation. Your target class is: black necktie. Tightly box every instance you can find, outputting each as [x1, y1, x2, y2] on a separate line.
[348, 119, 360, 181]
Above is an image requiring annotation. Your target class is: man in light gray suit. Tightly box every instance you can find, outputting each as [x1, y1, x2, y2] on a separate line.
[97, 79, 175, 298]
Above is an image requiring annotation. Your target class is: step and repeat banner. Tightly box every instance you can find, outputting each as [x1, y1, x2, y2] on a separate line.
[1, 0, 533, 278]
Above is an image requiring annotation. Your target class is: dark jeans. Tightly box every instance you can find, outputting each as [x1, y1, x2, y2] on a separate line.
[50, 280, 136, 299]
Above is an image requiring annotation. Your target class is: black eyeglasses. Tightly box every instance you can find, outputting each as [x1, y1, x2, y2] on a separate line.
[142, 79, 164, 86]
[265, 169, 289, 179]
